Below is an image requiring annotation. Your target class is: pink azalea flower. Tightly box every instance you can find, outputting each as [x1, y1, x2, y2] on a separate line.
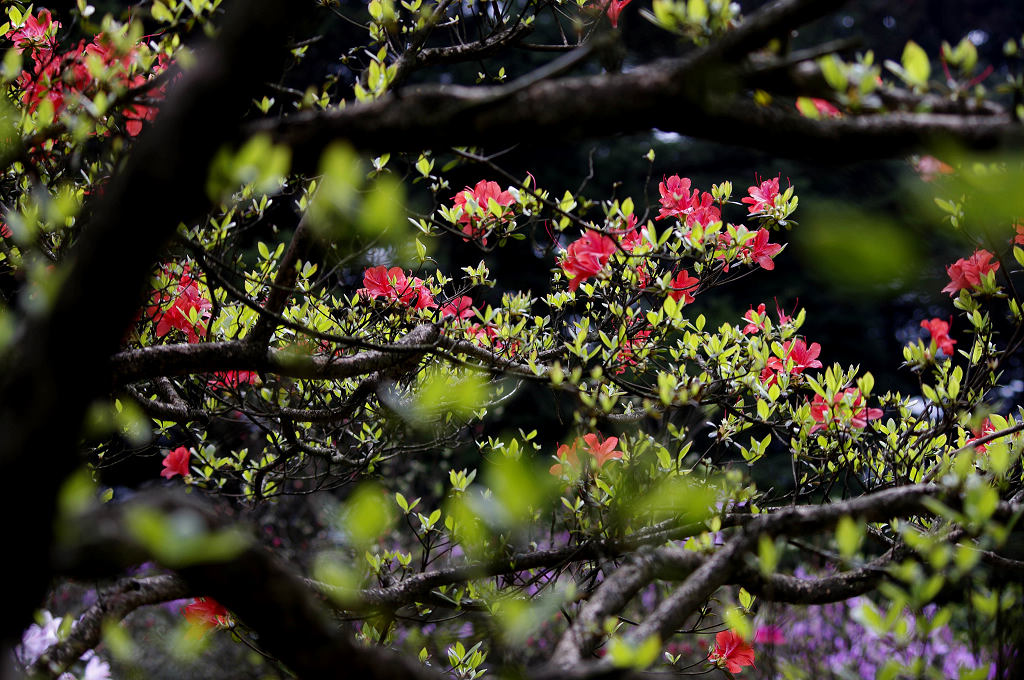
[549, 433, 623, 475]
[614, 328, 651, 374]
[208, 371, 259, 389]
[549, 441, 580, 476]
[914, 155, 954, 182]
[742, 176, 781, 215]
[968, 418, 997, 453]
[762, 338, 822, 385]
[685, 191, 721, 230]
[596, 0, 633, 28]
[797, 97, 841, 118]
[6, 10, 60, 54]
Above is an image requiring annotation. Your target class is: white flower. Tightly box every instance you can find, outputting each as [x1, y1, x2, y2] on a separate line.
[17, 610, 62, 666]
[82, 655, 112, 680]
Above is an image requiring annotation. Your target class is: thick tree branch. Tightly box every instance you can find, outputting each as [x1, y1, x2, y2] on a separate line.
[30, 575, 190, 679]
[110, 324, 438, 384]
[552, 546, 703, 667]
[246, 0, 1024, 163]
[0, 0, 315, 646]
[625, 484, 938, 647]
[56, 490, 442, 680]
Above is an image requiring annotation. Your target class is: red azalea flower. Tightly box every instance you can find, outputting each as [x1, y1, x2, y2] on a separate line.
[741, 176, 781, 215]
[743, 304, 767, 334]
[921, 318, 956, 356]
[656, 175, 699, 221]
[549, 433, 623, 475]
[358, 266, 435, 309]
[685, 191, 721, 230]
[614, 328, 651, 374]
[359, 265, 405, 299]
[668, 270, 699, 304]
[809, 388, 883, 433]
[549, 441, 580, 476]
[441, 296, 475, 319]
[617, 215, 645, 252]
[561, 231, 618, 291]
[582, 433, 624, 466]
[597, 0, 634, 28]
[942, 249, 999, 296]
[969, 418, 997, 453]
[208, 371, 259, 389]
[747, 228, 783, 270]
[708, 630, 755, 673]
[452, 180, 516, 245]
[781, 338, 822, 371]
[160, 446, 191, 479]
[182, 597, 231, 633]
[146, 265, 212, 343]
[407, 277, 437, 310]
[763, 338, 821, 385]
[1014, 223, 1024, 246]
[6, 10, 60, 54]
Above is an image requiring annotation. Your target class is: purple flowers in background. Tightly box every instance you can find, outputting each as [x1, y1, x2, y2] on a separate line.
[776, 597, 994, 679]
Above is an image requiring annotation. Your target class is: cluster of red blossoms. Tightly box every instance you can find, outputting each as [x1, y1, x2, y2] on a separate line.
[809, 388, 884, 433]
[7, 9, 167, 135]
[561, 231, 618, 292]
[357, 266, 518, 352]
[359, 266, 437, 310]
[614, 328, 652, 374]
[451, 180, 517, 245]
[761, 338, 822, 386]
[656, 175, 721, 226]
[146, 264, 212, 344]
[549, 433, 623, 476]
[657, 175, 783, 269]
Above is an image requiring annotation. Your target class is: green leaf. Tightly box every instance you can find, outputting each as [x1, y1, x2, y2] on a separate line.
[901, 41, 930, 86]
[343, 483, 395, 547]
[795, 97, 820, 119]
[151, 1, 174, 22]
[819, 54, 848, 91]
[836, 515, 863, 560]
